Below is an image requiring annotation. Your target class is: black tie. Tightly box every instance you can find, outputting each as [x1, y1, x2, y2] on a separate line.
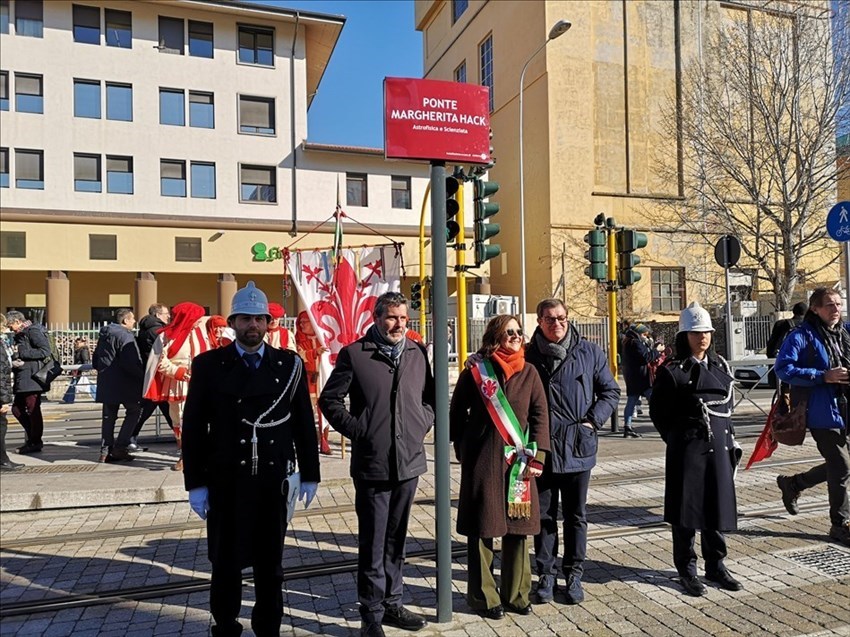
[243, 352, 261, 370]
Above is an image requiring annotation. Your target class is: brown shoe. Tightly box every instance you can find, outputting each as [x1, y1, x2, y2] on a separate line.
[171, 457, 183, 472]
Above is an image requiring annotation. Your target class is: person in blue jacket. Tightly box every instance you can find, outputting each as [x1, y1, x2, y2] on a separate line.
[774, 287, 850, 547]
[526, 298, 620, 605]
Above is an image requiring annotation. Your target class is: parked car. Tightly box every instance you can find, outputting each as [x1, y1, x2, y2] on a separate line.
[730, 354, 775, 389]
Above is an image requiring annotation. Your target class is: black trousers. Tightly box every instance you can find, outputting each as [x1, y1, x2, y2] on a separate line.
[354, 476, 418, 624]
[100, 402, 140, 450]
[0, 412, 10, 463]
[671, 525, 727, 577]
[210, 560, 283, 637]
[133, 398, 174, 437]
[534, 470, 591, 578]
[791, 428, 850, 527]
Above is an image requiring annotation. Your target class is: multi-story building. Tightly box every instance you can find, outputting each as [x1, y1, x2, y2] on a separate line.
[416, 0, 841, 320]
[0, 0, 433, 323]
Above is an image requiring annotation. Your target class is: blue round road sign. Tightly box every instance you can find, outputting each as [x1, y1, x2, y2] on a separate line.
[827, 201, 850, 242]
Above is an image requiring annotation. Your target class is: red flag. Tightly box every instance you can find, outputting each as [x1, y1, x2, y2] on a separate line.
[745, 401, 779, 470]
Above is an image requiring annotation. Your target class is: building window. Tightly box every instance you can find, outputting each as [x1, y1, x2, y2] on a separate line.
[391, 176, 411, 209]
[188, 91, 214, 128]
[0, 231, 26, 258]
[238, 95, 275, 135]
[15, 0, 43, 38]
[73, 4, 100, 45]
[454, 61, 467, 84]
[0, 71, 8, 110]
[158, 16, 183, 54]
[74, 153, 101, 192]
[106, 155, 132, 194]
[0, 148, 8, 188]
[15, 74, 43, 114]
[239, 165, 276, 203]
[73, 79, 101, 119]
[452, 0, 468, 24]
[651, 268, 685, 313]
[346, 173, 368, 207]
[188, 20, 213, 58]
[89, 234, 117, 260]
[105, 8, 131, 48]
[161, 159, 186, 197]
[15, 149, 43, 189]
[190, 161, 215, 198]
[175, 237, 201, 262]
[480, 35, 494, 112]
[238, 25, 274, 66]
[1, 0, 9, 34]
[106, 82, 132, 121]
[159, 88, 184, 126]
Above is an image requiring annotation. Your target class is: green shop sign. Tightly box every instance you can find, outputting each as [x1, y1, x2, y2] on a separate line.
[252, 242, 284, 262]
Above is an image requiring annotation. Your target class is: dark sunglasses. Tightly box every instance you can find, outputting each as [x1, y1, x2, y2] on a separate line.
[505, 328, 523, 337]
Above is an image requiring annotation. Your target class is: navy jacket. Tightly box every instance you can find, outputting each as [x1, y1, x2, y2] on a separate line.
[621, 329, 660, 396]
[525, 325, 620, 473]
[93, 323, 144, 405]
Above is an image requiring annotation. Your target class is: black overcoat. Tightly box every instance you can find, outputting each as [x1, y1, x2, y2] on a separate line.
[182, 344, 320, 570]
[11, 325, 52, 394]
[650, 356, 738, 531]
[450, 362, 550, 538]
[93, 323, 144, 404]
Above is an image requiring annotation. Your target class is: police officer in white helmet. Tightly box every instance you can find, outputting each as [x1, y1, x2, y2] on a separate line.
[649, 302, 743, 597]
[182, 281, 320, 636]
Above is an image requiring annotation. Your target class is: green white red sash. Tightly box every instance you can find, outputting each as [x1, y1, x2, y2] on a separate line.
[471, 359, 538, 519]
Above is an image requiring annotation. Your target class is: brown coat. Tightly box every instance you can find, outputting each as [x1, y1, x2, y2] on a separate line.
[450, 361, 550, 539]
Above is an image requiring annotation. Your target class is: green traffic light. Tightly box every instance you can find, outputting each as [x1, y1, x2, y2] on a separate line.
[475, 221, 500, 241]
[584, 229, 605, 247]
[474, 179, 499, 199]
[475, 243, 501, 264]
[475, 201, 500, 219]
[585, 264, 606, 281]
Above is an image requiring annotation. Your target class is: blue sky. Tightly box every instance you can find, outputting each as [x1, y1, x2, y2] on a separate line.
[255, 0, 423, 148]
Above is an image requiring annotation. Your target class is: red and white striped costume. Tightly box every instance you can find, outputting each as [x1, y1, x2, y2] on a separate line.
[265, 326, 296, 352]
[143, 317, 211, 403]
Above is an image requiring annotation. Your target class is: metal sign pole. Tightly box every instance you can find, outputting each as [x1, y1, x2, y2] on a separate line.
[844, 241, 850, 310]
[429, 161, 452, 623]
[724, 264, 734, 360]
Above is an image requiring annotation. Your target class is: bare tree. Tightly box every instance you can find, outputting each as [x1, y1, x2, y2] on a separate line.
[658, 1, 849, 310]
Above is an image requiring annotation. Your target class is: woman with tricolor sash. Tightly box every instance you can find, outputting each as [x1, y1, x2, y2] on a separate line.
[450, 315, 550, 619]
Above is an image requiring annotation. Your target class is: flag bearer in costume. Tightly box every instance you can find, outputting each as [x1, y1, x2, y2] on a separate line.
[143, 301, 210, 471]
[265, 303, 296, 351]
[450, 314, 549, 619]
[182, 281, 320, 637]
[296, 310, 331, 455]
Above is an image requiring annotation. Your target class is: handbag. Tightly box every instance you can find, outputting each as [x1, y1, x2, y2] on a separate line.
[770, 385, 808, 446]
[34, 355, 63, 390]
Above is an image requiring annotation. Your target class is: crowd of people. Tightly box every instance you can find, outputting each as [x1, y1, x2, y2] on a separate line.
[1, 284, 848, 637]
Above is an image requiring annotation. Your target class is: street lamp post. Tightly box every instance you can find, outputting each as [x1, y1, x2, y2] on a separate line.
[518, 19, 572, 320]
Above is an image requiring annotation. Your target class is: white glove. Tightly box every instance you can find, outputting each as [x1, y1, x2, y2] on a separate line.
[189, 486, 209, 520]
[299, 482, 318, 509]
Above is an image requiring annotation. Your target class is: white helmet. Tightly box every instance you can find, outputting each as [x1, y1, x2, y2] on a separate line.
[677, 301, 714, 334]
[228, 280, 270, 320]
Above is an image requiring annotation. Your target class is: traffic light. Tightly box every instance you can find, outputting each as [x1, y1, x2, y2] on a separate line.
[411, 280, 423, 310]
[473, 178, 500, 265]
[445, 176, 461, 243]
[584, 229, 606, 281]
[616, 228, 648, 287]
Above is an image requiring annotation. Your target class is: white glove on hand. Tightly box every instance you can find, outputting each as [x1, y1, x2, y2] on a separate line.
[299, 482, 318, 509]
[189, 486, 209, 520]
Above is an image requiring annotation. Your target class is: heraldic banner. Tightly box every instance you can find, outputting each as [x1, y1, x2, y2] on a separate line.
[286, 245, 402, 382]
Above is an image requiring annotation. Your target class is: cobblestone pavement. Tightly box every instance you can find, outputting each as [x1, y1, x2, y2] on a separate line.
[2, 402, 850, 635]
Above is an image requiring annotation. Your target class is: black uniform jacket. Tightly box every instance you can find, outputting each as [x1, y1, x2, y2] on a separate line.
[319, 336, 435, 482]
[182, 343, 320, 569]
[650, 356, 738, 531]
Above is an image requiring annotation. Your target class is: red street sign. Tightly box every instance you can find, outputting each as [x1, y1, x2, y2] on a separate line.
[384, 77, 491, 164]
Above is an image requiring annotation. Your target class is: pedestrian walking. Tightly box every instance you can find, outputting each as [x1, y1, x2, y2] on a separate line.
[319, 292, 433, 637]
[5, 310, 52, 454]
[450, 314, 549, 619]
[774, 288, 850, 547]
[526, 299, 620, 605]
[621, 323, 662, 438]
[133, 304, 173, 448]
[650, 301, 743, 597]
[182, 281, 320, 637]
[61, 337, 92, 404]
[766, 301, 807, 388]
[0, 314, 22, 471]
[92, 308, 143, 463]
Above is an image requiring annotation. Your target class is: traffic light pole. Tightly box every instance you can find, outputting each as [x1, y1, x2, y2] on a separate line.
[456, 182, 468, 369]
[429, 161, 452, 623]
[418, 182, 431, 342]
[606, 222, 619, 433]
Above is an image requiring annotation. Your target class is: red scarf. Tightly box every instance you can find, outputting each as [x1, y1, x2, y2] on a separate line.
[206, 315, 227, 348]
[161, 302, 205, 358]
[492, 347, 525, 382]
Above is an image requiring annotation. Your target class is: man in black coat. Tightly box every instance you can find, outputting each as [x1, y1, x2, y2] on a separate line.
[320, 292, 434, 637]
[765, 301, 807, 388]
[133, 303, 173, 446]
[6, 310, 52, 454]
[620, 324, 662, 438]
[0, 313, 22, 471]
[93, 308, 144, 462]
[182, 281, 320, 637]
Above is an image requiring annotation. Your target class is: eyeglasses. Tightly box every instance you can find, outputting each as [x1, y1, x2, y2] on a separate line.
[504, 328, 523, 338]
[542, 316, 568, 325]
